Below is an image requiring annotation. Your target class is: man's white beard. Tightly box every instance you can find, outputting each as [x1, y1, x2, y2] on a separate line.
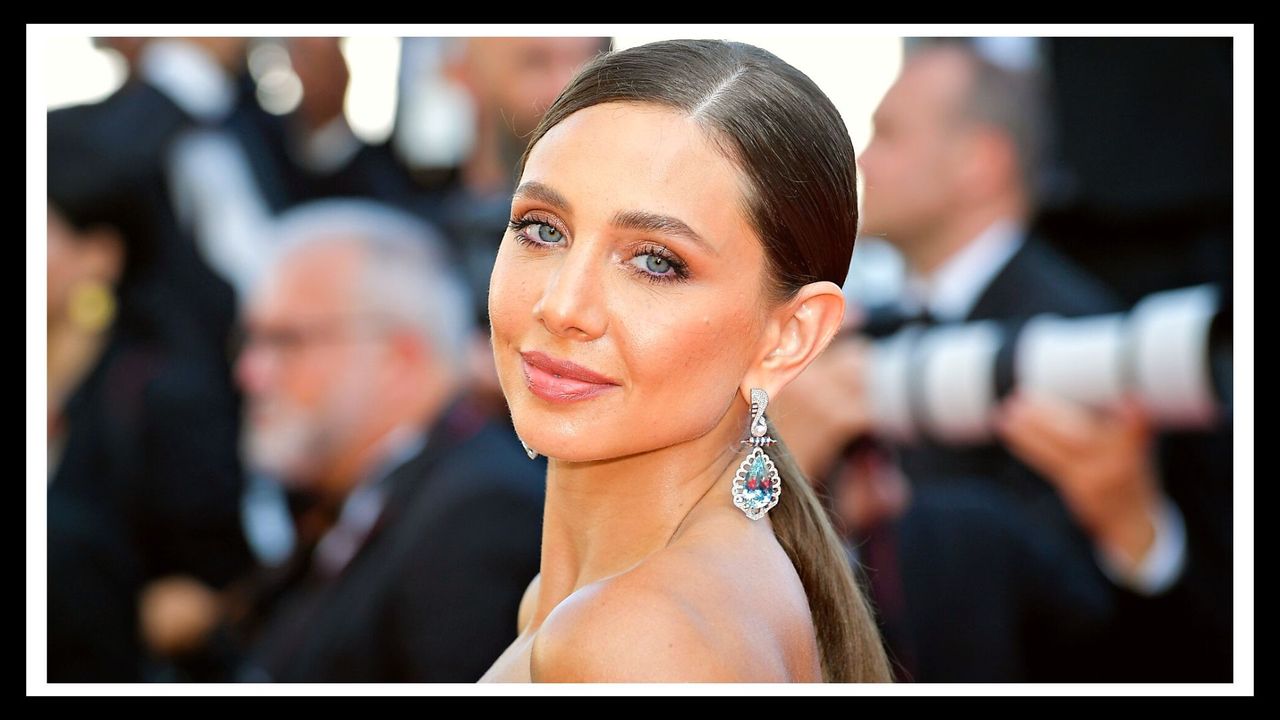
[243, 399, 327, 489]
[243, 354, 377, 489]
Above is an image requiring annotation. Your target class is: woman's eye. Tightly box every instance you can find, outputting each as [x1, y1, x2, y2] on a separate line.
[628, 246, 690, 284]
[508, 217, 565, 246]
[635, 253, 672, 275]
[535, 223, 564, 244]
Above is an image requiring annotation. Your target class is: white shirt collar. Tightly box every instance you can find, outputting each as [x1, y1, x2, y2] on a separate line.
[902, 218, 1027, 322]
[312, 424, 428, 578]
[138, 39, 237, 124]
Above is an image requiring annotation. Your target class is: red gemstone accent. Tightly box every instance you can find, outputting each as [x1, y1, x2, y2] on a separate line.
[763, 478, 772, 488]
[748, 478, 758, 489]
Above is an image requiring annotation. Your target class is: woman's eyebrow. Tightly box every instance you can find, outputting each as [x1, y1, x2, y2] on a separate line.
[513, 181, 719, 257]
[609, 209, 719, 257]
[513, 181, 571, 213]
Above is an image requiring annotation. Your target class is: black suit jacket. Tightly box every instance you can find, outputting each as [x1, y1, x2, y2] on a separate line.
[47, 310, 254, 682]
[239, 395, 546, 682]
[857, 233, 1231, 681]
[48, 77, 245, 364]
[854, 475, 1116, 682]
[47, 483, 145, 682]
[244, 116, 428, 215]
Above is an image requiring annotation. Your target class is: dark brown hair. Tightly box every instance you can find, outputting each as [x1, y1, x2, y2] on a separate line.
[515, 38, 891, 683]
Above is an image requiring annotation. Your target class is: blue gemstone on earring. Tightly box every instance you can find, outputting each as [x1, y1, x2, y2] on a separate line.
[742, 452, 772, 508]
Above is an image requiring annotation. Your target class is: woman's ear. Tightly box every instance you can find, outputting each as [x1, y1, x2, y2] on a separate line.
[743, 280, 846, 402]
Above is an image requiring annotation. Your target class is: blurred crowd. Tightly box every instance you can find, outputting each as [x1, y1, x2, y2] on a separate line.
[44, 36, 1235, 683]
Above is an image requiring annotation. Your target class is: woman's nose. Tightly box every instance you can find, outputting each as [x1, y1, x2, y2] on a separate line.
[532, 242, 608, 341]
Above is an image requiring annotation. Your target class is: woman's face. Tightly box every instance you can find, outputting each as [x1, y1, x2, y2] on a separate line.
[488, 101, 773, 461]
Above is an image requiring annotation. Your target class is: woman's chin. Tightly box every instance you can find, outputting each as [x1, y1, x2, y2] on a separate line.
[510, 427, 619, 464]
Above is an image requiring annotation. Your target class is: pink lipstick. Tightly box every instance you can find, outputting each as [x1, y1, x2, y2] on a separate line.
[520, 350, 621, 404]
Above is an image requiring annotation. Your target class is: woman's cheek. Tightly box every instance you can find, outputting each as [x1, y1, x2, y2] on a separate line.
[488, 248, 526, 339]
[486, 249, 529, 388]
[632, 306, 744, 389]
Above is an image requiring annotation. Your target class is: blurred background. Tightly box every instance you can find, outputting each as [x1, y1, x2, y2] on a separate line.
[36, 32, 1243, 686]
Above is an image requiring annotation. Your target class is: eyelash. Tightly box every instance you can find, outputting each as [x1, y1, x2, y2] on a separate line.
[507, 216, 692, 285]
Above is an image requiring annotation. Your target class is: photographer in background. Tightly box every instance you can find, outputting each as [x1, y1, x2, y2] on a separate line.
[772, 40, 1230, 681]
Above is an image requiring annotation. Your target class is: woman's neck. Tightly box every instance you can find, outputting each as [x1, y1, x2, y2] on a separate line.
[535, 397, 761, 606]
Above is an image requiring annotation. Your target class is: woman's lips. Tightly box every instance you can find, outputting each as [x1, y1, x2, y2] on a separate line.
[520, 354, 620, 403]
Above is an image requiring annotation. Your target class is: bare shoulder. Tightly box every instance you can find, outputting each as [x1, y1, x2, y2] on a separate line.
[531, 514, 817, 682]
[529, 565, 740, 682]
